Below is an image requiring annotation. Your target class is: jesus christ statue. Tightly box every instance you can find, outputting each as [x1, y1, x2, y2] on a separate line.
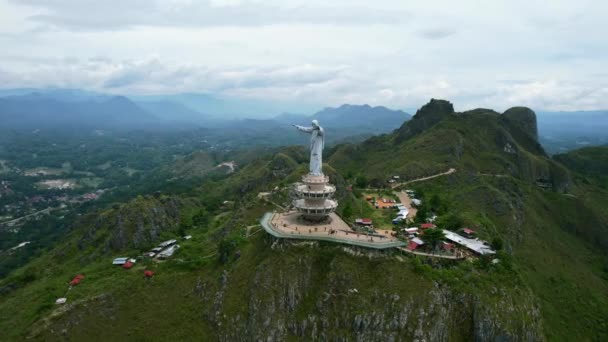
[293, 119, 324, 175]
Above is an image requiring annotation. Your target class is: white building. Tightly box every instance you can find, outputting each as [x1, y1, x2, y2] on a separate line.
[158, 244, 180, 259]
[443, 230, 496, 255]
[158, 239, 177, 248]
[112, 257, 129, 265]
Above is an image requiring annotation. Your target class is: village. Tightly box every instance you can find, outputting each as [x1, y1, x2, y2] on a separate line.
[356, 184, 496, 259]
[0, 184, 106, 233]
[261, 171, 497, 261]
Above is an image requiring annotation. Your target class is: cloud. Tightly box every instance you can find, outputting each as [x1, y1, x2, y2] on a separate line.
[10, 0, 409, 30]
[1, 55, 607, 112]
[417, 28, 456, 40]
[0, 1, 607, 113]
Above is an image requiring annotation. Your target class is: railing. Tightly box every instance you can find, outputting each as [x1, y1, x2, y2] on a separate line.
[302, 175, 329, 183]
[294, 184, 336, 194]
[260, 212, 406, 250]
[293, 199, 338, 211]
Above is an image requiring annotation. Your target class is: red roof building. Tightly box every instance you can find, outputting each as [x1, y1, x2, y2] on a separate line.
[356, 218, 373, 225]
[144, 270, 154, 278]
[462, 228, 476, 235]
[69, 274, 84, 286]
[408, 237, 424, 250]
[420, 223, 435, 229]
[442, 242, 455, 251]
[123, 261, 134, 269]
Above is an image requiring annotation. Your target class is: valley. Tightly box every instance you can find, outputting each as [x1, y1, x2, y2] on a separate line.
[0, 99, 606, 341]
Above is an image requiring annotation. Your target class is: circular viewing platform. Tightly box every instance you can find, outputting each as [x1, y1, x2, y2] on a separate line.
[302, 174, 329, 184]
[294, 183, 336, 199]
[293, 199, 338, 216]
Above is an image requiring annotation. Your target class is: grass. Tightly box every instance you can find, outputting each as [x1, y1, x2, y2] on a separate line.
[1, 108, 607, 340]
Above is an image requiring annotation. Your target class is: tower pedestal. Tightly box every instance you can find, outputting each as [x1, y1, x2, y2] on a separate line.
[293, 173, 338, 221]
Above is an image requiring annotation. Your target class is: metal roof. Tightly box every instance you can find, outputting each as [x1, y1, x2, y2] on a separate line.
[443, 230, 495, 255]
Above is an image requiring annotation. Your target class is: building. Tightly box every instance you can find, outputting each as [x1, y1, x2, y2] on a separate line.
[292, 174, 338, 221]
[408, 237, 424, 250]
[112, 257, 129, 265]
[461, 228, 476, 237]
[443, 230, 495, 255]
[158, 244, 180, 259]
[402, 227, 419, 234]
[420, 223, 435, 229]
[355, 218, 373, 226]
[158, 239, 177, 248]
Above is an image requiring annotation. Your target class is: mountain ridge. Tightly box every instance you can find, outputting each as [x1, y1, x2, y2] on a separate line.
[1, 98, 606, 340]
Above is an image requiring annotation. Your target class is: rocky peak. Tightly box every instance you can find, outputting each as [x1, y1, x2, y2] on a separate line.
[418, 98, 455, 116]
[396, 99, 454, 142]
[502, 107, 539, 141]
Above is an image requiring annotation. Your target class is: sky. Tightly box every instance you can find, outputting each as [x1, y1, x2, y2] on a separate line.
[0, 0, 607, 114]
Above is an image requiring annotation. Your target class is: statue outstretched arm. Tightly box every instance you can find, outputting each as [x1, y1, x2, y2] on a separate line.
[293, 125, 313, 133]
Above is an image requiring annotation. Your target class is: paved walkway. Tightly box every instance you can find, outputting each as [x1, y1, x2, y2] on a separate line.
[396, 246, 464, 260]
[260, 212, 405, 249]
[391, 168, 456, 189]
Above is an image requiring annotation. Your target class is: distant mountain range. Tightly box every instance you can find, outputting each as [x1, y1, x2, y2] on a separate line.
[1, 88, 606, 152]
[0, 93, 159, 130]
[275, 104, 412, 133]
[0, 89, 412, 143]
[537, 110, 608, 153]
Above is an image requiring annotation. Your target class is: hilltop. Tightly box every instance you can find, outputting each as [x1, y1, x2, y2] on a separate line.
[0, 99, 606, 341]
[329, 99, 568, 191]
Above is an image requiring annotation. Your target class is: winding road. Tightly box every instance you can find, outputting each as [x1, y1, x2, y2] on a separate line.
[391, 168, 457, 189]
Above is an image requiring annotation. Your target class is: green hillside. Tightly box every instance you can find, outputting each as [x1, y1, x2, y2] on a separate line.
[1, 100, 607, 341]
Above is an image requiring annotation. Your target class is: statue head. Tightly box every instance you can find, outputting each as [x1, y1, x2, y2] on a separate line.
[311, 119, 320, 128]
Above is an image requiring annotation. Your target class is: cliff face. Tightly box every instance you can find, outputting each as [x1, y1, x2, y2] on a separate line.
[395, 99, 455, 143]
[501, 107, 539, 142]
[76, 195, 191, 253]
[204, 244, 544, 342]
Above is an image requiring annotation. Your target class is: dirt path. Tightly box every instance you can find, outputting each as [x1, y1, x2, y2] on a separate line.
[478, 173, 508, 178]
[395, 191, 417, 220]
[1, 207, 53, 225]
[245, 224, 261, 237]
[391, 168, 456, 189]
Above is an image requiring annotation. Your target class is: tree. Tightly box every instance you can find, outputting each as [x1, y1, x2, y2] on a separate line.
[192, 208, 209, 227]
[437, 214, 464, 230]
[491, 237, 504, 251]
[421, 228, 446, 251]
[355, 175, 368, 188]
[218, 238, 236, 264]
[429, 194, 441, 211]
[342, 202, 353, 219]
[415, 205, 428, 224]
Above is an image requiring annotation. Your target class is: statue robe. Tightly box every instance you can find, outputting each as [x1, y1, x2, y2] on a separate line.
[295, 125, 324, 175]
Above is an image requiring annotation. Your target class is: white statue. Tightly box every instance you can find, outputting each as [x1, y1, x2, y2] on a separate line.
[294, 120, 324, 175]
